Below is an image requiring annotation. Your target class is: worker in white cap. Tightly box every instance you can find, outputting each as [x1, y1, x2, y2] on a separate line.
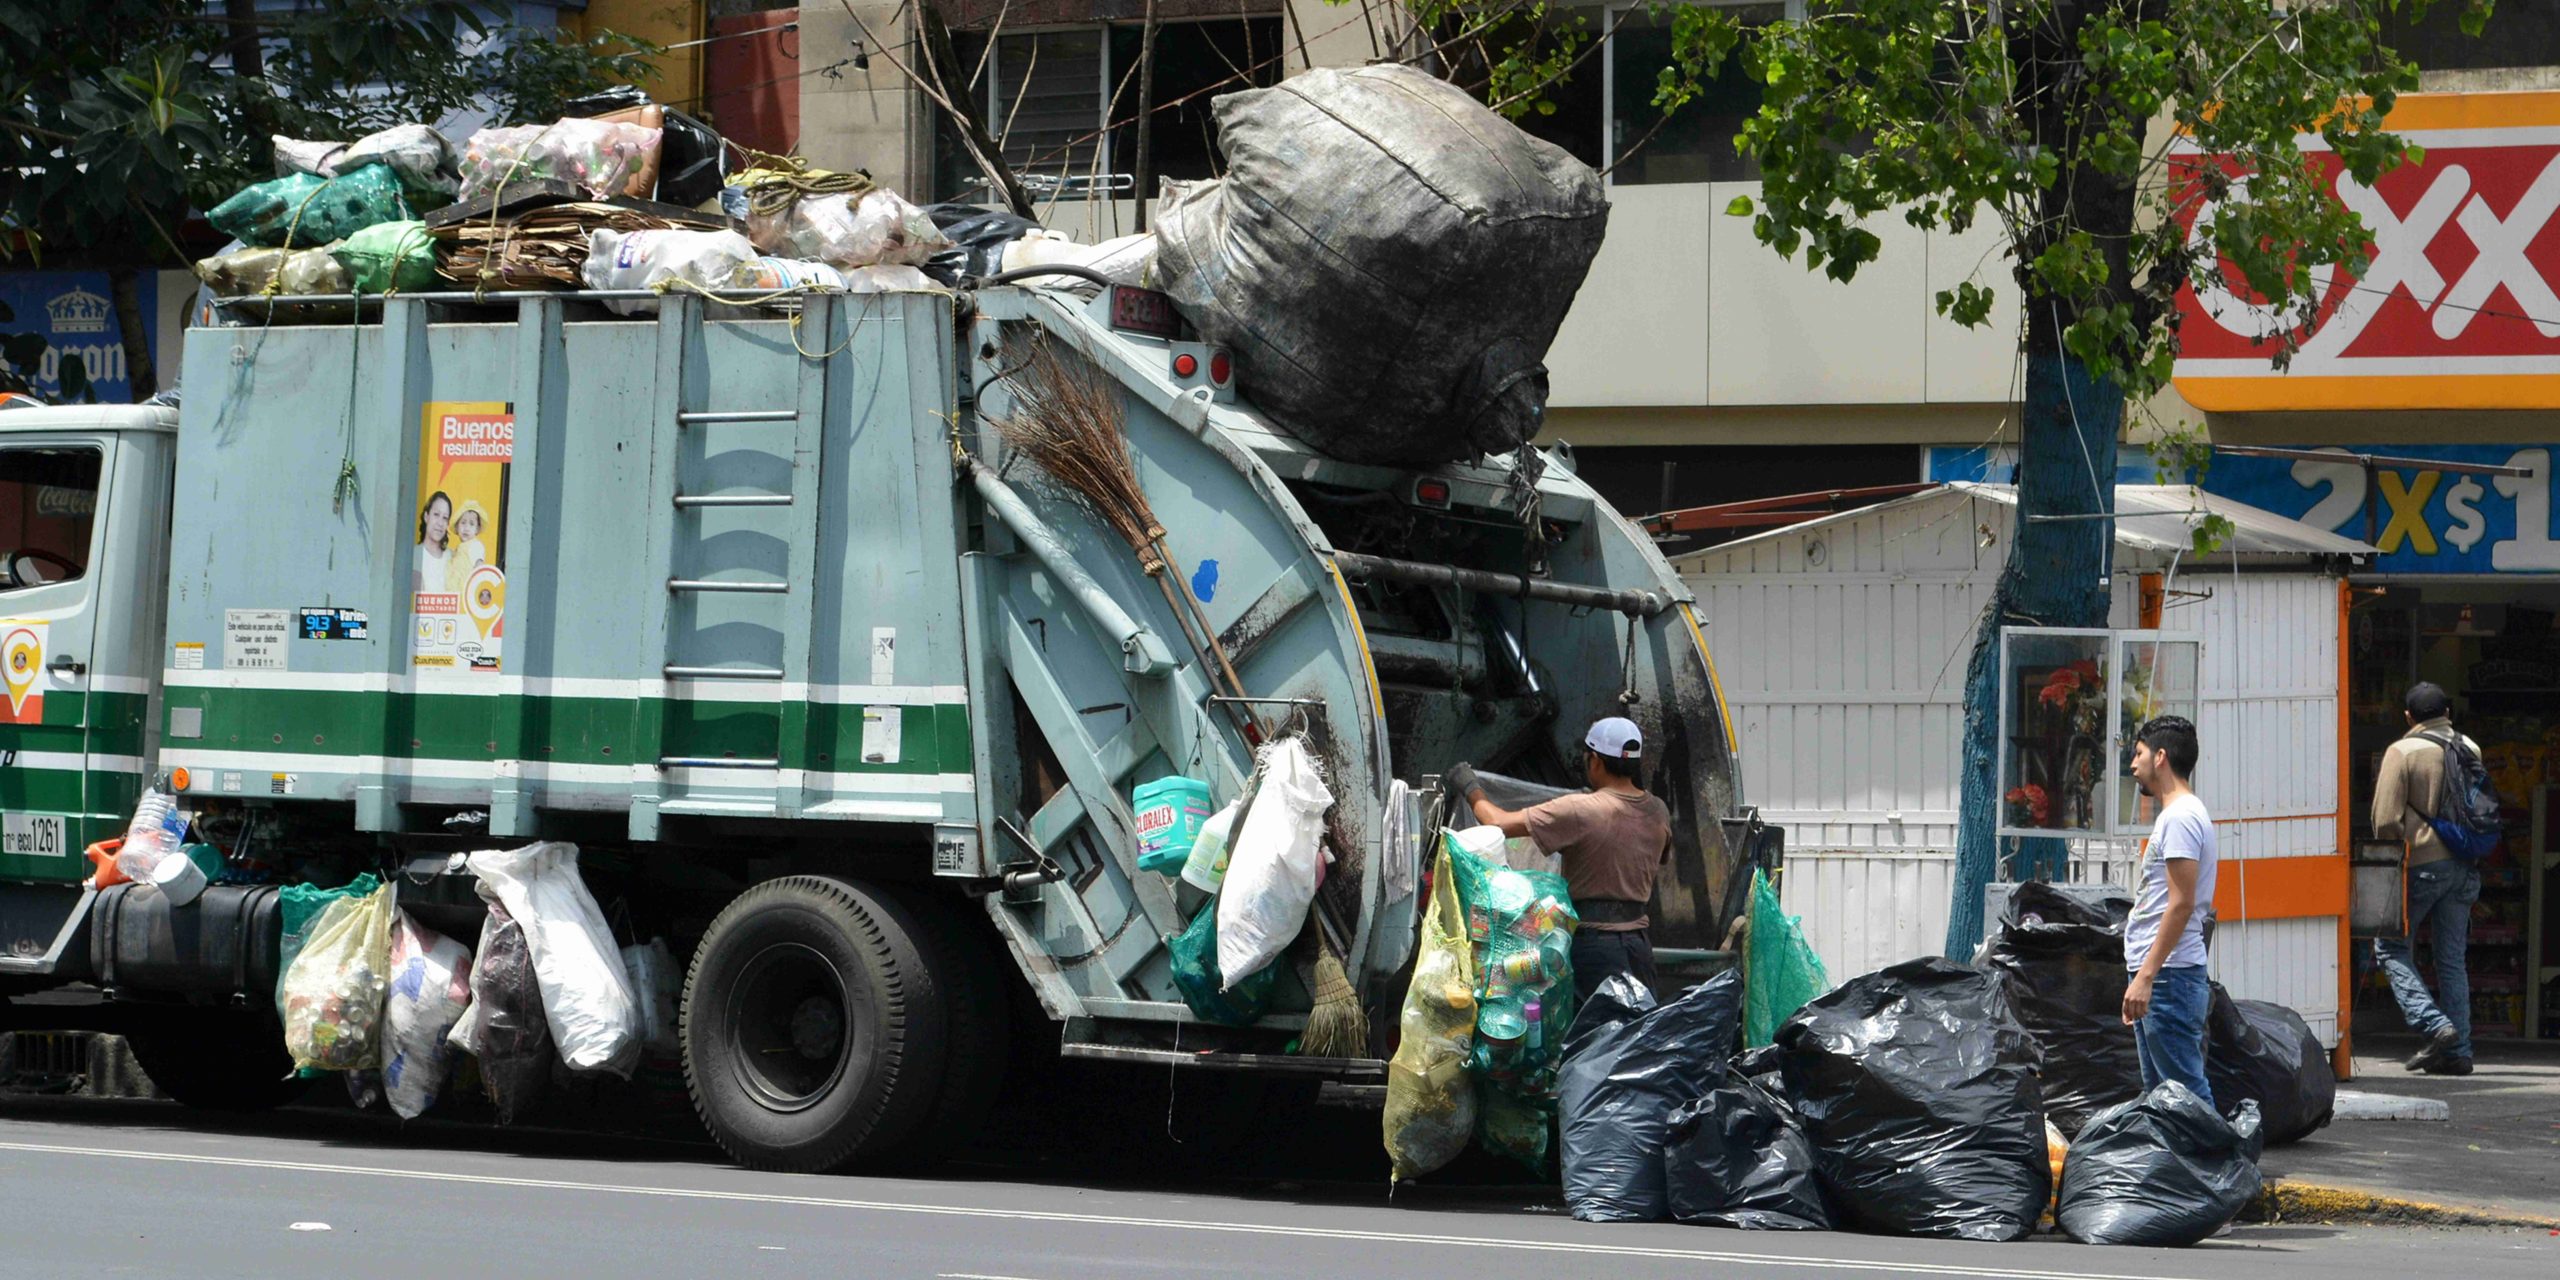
[1446, 716, 1673, 1004]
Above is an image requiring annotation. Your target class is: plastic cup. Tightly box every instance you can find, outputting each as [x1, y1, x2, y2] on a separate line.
[147, 847, 208, 906]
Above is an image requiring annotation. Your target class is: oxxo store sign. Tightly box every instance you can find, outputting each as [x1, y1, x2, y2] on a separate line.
[2173, 92, 2560, 410]
[2171, 91, 2560, 574]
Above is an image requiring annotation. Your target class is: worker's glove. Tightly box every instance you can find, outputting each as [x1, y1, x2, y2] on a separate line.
[1445, 762, 1482, 802]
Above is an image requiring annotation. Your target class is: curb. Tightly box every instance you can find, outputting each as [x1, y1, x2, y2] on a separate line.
[2246, 1178, 2560, 1230]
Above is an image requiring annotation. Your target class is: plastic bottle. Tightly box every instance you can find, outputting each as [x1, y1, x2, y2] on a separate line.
[113, 786, 187, 883]
[1521, 996, 1544, 1055]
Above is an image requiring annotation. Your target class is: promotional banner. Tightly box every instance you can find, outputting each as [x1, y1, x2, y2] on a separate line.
[411, 401, 511, 672]
[2199, 444, 2558, 575]
[0, 271, 158, 403]
[2171, 92, 2560, 411]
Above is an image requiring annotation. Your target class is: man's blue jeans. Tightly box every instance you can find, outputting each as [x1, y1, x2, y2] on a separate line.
[2134, 963, 2214, 1109]
[2374, 859, 2481, 1060]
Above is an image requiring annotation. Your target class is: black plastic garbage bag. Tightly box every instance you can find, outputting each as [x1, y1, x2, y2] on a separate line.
[1559, 970, 1744, 1223]
[1977, 884, 2142, 1136]
[1153, 65, 1607, 465]
[923, 203, 1040, 284]
[1775, 956, 2050, 1241]
[2206, 987, 2334, 1146]
[1562, 971, 1658, 1058]
[1664, 1066, 1831, 1231]
[2058, 1082, 2264, 1246]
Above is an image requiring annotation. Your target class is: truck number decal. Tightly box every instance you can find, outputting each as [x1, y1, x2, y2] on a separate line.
[2, 813, 65, 859]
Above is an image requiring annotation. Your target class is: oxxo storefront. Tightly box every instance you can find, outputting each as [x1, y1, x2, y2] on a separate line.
[2176, 91, 2560, 1045]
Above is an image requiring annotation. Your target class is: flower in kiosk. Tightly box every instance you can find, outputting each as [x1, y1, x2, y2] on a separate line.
[2039, 658, 2100, 709]
[2005, 783, 2051, 827]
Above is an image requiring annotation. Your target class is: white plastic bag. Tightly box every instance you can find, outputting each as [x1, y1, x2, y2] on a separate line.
[731, 256, 847, 292]
[842, 264, 947, 294]
[622, 937, 682, 1058]
[1216, 738, 1333, 988]
[383, 911, 474, 1119]
[584, 228, 756, 315]
[755, 189, 952, 268]
[1449, 823, 1559, 876]
[281, 883, 397, 1072]
[1002, 231, 1155, 287]
[465, 841, 641, 1077]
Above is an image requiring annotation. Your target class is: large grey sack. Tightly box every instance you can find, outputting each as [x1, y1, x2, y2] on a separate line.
[1154, 64, 1607, 465]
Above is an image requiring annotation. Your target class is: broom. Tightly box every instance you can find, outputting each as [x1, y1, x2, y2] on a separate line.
[994, 332, 1370, 1052]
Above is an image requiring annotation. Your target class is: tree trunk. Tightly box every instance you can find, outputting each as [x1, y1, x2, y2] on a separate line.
[1945, 337, 2123, 950]
[109, 267, 157, 403]
[915, 1, 1037, 220]
[223, 0, 264, 80]
[1132, 0, 1161, 231]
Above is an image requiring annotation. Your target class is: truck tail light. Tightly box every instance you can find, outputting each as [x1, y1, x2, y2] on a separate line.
[1410, 478, 1453, 509]
[1209, 352, 1232, 386]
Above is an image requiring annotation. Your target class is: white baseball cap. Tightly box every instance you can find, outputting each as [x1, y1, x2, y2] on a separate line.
[1585, 716, 1643, 759]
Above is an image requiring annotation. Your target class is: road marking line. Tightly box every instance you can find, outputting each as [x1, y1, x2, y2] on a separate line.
[0, 1140, 2200, 1280]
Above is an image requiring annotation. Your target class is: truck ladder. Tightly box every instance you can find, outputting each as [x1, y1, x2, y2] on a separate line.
[630, 295, 834, 838]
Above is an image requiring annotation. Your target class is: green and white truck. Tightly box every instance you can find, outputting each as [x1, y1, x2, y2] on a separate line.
[0, 282, 1755, 1170]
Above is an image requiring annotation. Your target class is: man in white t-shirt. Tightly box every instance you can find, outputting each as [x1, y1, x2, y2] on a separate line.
[2123, 714, 2218, 1106]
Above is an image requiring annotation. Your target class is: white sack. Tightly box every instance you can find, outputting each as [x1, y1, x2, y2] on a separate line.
[465, 841, 640, 1077]
[1216, 738, 1333, 988]
[384, 911, 474, 1119]
[584, 227, 756, 315]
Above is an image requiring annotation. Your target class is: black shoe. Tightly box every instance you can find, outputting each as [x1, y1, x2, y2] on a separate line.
[2421, 1057, 2474, 1076]
[2405, 1025, 2460, 1071]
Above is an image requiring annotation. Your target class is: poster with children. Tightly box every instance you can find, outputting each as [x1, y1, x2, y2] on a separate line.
[411, 401, 511, 673]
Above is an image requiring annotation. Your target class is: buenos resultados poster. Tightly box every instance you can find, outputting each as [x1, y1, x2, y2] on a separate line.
[412, 401, 511, 673]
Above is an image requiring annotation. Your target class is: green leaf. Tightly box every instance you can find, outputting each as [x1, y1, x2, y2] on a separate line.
[1725, 194, 1756, 217]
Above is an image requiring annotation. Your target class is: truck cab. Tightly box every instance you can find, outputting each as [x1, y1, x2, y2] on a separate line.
[0, 405, 172, 976]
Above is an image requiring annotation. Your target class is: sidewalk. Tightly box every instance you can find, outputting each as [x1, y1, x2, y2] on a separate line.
[2256, 1032, 2560, 1225]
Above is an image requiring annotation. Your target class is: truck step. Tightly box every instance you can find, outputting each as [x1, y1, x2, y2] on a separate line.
[657, 757, 782, 769]
[667, 578, 788, 594]
[676, 409, 796, 425]
[673, 493, 793, 508]
[1059, 1041, 1387, 1081]
[663, 665, 785, 680]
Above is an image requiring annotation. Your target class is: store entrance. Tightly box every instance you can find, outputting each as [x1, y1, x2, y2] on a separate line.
[2349, 580, 2560, 1043]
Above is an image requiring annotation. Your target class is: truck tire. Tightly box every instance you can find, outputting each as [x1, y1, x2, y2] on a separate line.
[682, 875, 950, 1173]
[869, 889, 1011, 1168]
[122, 1010, 306, 1111]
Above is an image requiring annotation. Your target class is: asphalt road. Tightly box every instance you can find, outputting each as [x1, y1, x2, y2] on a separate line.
[3, 1098, 2555, 1280]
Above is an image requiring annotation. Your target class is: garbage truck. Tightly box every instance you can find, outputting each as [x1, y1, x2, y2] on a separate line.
[0, 281, 1758, 1170]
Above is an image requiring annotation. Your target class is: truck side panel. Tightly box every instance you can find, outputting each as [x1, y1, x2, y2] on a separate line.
[163, 296, 970, 832]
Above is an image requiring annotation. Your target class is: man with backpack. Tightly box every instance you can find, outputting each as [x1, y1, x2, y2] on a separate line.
[2370, 682, 2496, 1076]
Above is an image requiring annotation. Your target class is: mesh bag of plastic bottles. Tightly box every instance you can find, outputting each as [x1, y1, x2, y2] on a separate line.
[282, 882, 397, 1072]
[458, 120, 661, 202]
[1383, 846, 1480, 1182]
[1744, 869, 1831, 1047]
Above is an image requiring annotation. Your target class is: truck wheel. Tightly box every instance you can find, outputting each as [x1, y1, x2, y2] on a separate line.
[122, 1010, 306, 1111]
[682, 875, 950, 1173]
[869, 890, 1011, 1168]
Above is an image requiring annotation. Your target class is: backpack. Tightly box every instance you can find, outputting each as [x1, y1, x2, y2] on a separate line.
[2417, 731, 2503, 862]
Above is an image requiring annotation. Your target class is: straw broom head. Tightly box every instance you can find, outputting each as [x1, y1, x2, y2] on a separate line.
[991, 331, 1165, 574]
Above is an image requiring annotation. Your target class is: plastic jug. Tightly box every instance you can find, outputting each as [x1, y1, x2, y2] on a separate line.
[1133, 776, 1214, 875]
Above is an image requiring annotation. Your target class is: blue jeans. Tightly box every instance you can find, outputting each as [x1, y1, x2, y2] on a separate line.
[2374, 859, 2481, 1060]
[2134, 963, 2214, 1109]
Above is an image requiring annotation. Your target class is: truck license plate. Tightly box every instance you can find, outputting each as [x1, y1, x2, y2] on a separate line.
[2, 812, 65, 859]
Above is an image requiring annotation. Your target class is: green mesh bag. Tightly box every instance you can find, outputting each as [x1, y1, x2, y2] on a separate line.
[209, 164, 412, 249]
[1168, 897, 1276, 1027]
[1744, 868, 1830, 1047]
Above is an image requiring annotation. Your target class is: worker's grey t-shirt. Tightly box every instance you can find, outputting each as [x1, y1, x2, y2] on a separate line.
[2125, 792, 2217, 972]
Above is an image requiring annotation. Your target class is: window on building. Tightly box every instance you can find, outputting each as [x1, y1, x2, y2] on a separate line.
[1494, 3, 1784, 186]
[2386, 3, 2560, 74]
[0, 448, 101, 591]
[936, 18, 1285, 204]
